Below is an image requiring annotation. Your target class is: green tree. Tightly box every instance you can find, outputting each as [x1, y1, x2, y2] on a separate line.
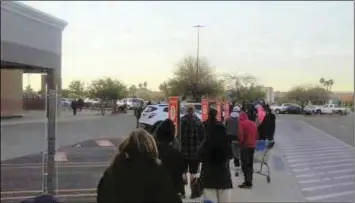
[160, 56, 224, 100]
[287, 85, 329, 107]
[68, 80, 86, 98]
[223, 74, 266, 103]
[87, 77, 127, 112]
[60, 89, 70, 98]
[24, 85, 34, 94]
[128, 85, 137, 97]
[159, 82, 170, 99]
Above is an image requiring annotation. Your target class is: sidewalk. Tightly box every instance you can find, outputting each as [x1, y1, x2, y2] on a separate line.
[183, 143, 305, 202]
[0, 109, 104, 126]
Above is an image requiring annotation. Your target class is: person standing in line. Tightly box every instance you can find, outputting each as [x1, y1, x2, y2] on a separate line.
[180, 105, 205, 199]
[70, 99, 78, 116]
[225, 106, 241, 176]
[238, 112, 258, 189]
[263, 105, 276, 143]
[135, 100, 145, 128]
[97, 129, 182, 203]
[199, 109, 233, 203]
[155, 119, 185, 198]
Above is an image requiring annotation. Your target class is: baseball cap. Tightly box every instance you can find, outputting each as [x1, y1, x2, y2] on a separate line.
[233, 106, 241, 112]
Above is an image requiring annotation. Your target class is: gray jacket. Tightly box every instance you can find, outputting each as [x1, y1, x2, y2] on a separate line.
[225, 112, 240, 140]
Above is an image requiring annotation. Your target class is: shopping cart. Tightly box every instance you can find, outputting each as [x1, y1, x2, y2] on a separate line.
[254, 140, 274, 183]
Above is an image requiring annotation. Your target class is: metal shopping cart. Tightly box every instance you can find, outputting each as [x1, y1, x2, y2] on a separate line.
[254, 140, 275, 183]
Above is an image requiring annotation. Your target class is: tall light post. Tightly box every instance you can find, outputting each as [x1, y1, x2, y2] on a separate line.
[192, 24, 203, 98]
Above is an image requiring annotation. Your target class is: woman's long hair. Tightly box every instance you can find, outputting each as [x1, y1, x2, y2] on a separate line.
[205, 108, 218, 138]
[109, 129, 160, 172]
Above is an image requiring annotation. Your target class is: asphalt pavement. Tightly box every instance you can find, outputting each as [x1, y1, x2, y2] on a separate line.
[278, 114, 353, 147]
[276, 116, 354, 202]
[1, 112, 353, 202]
[1, 113, 136, 161]
[1, 137, 126, 202]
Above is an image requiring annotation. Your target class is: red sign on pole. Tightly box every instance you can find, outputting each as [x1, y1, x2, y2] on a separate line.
[224, 102, 230, 121]
[201, 99, 209, 122]
[216, 102, 222, 122]
[168, 97, 179, 136]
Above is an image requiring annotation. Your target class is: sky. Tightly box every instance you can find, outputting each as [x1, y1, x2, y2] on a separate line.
[21, 1, 354, 92]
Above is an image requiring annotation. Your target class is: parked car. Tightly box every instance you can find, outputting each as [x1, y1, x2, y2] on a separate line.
[314, 104, 349, 115]
[270, 103, 297, 114]
[120, 98, 144, 109]
[303, 105, 316, 115]
[138, 104, 202, 133]
[60, 98, 73, 107]
[283, 104, 302, 114]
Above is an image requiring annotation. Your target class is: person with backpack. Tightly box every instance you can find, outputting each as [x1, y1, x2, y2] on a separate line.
[238, 112, 258, 189]
[155, 119, 185, 198]
[199, 108, 233, 202]
[224, 106, 241, 176]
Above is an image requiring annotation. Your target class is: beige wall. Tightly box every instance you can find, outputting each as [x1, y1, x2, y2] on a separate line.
[1, 69, 23, 117]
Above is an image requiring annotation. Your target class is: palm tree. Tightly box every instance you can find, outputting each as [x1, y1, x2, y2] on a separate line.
[319, 78, 325, 87]
[327, 79, 334, 91]
[138, 83, 142, 89]
[143, 81, 147, 89]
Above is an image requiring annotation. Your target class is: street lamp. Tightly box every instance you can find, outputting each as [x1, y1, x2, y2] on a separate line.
[192, 24, 204, 98]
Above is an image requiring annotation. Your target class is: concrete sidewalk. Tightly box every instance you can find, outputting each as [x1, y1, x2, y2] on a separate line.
[182, 142, 305, 202]
[0, 110, 105, 126]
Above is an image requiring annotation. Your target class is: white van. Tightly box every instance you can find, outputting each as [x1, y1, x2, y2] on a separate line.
[120, 98, 144, 109]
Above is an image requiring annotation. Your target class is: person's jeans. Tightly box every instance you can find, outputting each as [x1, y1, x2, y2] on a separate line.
[240, 148, 255, 185]
[231, 141, 240, 167]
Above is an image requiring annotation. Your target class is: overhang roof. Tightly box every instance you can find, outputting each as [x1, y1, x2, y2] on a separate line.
[1, 1, 68, 30]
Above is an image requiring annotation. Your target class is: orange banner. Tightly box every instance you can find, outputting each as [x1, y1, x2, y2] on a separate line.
[216, 102, 222, 122]
[224, 102, 230, 121]
[201, 99, 209, 122]
[168, 97, 179, 136]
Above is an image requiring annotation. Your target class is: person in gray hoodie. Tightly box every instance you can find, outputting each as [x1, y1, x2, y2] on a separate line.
[225, 106, 241, 176]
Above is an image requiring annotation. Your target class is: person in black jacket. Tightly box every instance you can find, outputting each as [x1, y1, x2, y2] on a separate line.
[180, 105, 205, 197]
[199, 109, 233, 203]
[155, 119, 185, 198]
[97, 129, 182, 203]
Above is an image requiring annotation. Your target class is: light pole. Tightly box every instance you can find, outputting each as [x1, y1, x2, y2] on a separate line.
[192, 24, 203, 99]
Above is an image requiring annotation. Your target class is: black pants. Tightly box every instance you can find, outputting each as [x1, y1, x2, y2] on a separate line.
[72, 108, 77, 116]
[182, 159, 199, 174]
[240, 148, 254, 185]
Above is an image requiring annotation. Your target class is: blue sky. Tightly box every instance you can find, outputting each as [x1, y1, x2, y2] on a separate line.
[21, 1, 354, 92]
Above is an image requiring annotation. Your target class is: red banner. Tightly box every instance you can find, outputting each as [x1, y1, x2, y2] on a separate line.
[224, 102, 230, 121]
[201, 99, 209, 122]
[168, 97, 179, 136]
[216, 102, 222, 122]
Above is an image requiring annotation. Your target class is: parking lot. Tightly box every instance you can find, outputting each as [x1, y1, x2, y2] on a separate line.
[298, 114, 353, 147]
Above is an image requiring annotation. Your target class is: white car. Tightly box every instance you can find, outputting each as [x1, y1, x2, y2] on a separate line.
[139, 104, 202, 133]
[270, 103, 295, 114]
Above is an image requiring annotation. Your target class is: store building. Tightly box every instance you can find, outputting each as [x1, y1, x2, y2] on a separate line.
[1, 1, 67, 117]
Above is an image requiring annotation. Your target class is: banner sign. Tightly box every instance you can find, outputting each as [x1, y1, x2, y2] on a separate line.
[224, 102, 230, 121]
[216, 102, 222, 122]
[168, 97, 179, 136]
[201, 99, 209, 122]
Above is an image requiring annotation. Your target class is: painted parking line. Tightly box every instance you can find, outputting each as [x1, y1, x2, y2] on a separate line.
[278, 120, 355, 202]
[95, 139, 115, 147]
[306, 191, 354, 201]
